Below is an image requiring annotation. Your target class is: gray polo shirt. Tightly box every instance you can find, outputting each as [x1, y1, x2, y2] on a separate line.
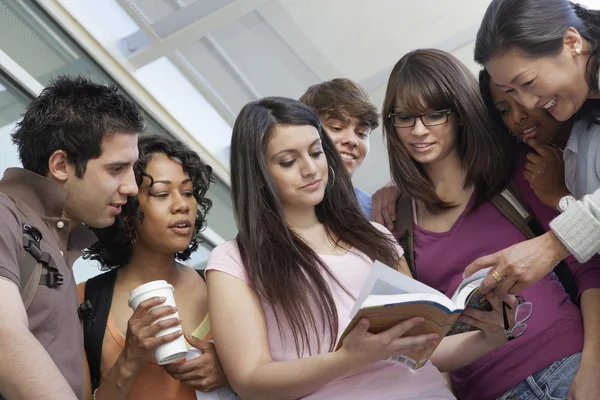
[0, 168, 96, 399]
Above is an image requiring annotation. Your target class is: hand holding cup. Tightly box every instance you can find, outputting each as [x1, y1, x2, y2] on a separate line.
[121, 296, 184, 373]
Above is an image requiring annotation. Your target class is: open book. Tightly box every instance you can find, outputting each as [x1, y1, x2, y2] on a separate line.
[335, 261, 491, 370]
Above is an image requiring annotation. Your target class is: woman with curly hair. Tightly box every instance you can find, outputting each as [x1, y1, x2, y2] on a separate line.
[77, 135, 231, 400]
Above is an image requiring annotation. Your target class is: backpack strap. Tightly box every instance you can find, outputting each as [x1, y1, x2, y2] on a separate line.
[0, 193, 62, 310]
[491, 183, 579, 305]
[393, 194, 416, 278]
[19, 225, 44, 310]
[82, 269, 118, 392]
[490, 182, 536, 239]
[81, 268, 204, 391]
[391, 185, 578, 304]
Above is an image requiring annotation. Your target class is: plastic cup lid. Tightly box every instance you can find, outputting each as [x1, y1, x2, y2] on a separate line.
[128, 280, 173, 306]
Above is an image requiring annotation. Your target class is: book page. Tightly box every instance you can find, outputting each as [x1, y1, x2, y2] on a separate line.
[194, 387, 238, 400]
[450, 267, 490, 303]
[447, 268, 493, 335]
[362, 293, 458, 313]
[337, 261, 463, 368]
[350, 260, 447, 316]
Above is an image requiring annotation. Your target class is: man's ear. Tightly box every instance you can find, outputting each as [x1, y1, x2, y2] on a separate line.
[47, 150, 72, 183]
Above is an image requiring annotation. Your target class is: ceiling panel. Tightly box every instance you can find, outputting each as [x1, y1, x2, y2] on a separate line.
[57, 0, 498, 195]
[126, 0, 236, 38]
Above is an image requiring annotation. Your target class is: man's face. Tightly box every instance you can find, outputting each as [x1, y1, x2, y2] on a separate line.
[63, 132, 139, 228]
[320, 115, 371, 177]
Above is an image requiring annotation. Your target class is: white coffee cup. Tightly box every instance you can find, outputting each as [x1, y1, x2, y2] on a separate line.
[128, 280, 188, 365]
[186, 346, 238, 400]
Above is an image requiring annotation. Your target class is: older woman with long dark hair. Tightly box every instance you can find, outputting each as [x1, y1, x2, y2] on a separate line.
[465, 0, 600, 306]
[382, 48, 600, 400]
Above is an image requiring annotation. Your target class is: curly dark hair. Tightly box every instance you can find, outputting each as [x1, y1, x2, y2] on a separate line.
[83, 135, 213, 270]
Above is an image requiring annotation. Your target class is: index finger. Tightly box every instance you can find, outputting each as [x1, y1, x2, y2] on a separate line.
[525, 138, 553, 159]
[135, 296, 167, 313]
[380, 316, 426, 341]
[381, 204, 394, 230]
[463, 252, 498, 280]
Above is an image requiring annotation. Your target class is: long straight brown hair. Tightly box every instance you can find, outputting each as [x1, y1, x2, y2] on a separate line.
[230, 97, 401, 355]
[381, 49, 513, 213]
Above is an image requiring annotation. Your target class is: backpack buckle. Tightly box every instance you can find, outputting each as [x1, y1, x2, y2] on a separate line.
[78, 300, 95, 321]
[23, 224, 42, 243]
[44, 269, 63, 288]
[23, 238, 44, 260]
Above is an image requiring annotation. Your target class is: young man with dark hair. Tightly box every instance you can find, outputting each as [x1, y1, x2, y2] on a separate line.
[299, 78, 379, 219]
[0, 75, 143, 399]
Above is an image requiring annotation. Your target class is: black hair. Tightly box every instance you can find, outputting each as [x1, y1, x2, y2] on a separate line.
[12, 75, 144, 177]
[474, 0, 600, 124]
[83, 135, 213, 269]
[478, 69, 507, 129]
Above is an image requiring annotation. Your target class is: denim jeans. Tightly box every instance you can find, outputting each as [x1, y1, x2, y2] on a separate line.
[497, 353, 581, 400]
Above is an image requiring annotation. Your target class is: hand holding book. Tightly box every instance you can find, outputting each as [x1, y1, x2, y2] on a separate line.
[458, 291, 518, 347]
[336, 261, 518, 370]
[336, 316, 440, 370]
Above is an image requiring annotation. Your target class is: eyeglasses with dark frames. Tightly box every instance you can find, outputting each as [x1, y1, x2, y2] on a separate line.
[388, 109, 453, 128]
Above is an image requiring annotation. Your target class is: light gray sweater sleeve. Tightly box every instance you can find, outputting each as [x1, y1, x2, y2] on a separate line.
[550, 188, 600, 262]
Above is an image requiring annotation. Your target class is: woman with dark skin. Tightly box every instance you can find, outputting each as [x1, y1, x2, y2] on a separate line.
[79, 135, 231, 400]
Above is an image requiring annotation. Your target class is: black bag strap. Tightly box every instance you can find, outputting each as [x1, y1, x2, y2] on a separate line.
[81, 268, 204, 391]
[82, 269, 118, 392]
[393, 185, 579, 305]
[197, 268, 206, 281]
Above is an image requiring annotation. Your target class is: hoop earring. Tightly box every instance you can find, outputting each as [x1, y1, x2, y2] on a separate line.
[130, 230, 138, 246]
[326, 165, 336, 193]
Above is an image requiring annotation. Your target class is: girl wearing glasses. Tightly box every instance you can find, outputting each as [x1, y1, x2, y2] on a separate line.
[382, 49, 600, 400]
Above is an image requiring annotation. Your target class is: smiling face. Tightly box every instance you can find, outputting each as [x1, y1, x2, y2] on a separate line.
[488, 78, 563, 144]
[134, 153, 198, 254]
[319, 115, 370, 177]
[393, 106, 460, 167]
[265, 124, 328, 213]
[484, 30, 590, 122]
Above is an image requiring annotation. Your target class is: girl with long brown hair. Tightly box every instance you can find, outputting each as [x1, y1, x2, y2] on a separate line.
[205, 97, 511, 399]
[382, 48, 600, 400]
